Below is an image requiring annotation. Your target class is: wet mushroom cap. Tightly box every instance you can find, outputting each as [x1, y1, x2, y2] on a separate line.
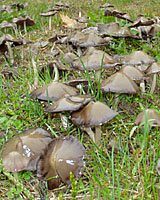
[37, 136, 86, 189]
[71, 101, 118, 127]
[45, 94, 94, 112]
[135, 109, 160, 127]
[100, 71, 140, 93]
[2, 128, 52, 172]
[30, 81, 79, 101]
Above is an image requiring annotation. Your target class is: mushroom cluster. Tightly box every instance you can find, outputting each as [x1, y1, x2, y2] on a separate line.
[1, 1, 160, 197]
[2, 128, 86, 190]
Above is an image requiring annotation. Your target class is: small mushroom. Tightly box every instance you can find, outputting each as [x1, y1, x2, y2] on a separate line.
[101, 72, 140, 109]
[71, 101, 118, 145]
[72, 47, 119, 71]
[40, 11, 58, 31]
[135, 109, 160, 127]
[145, 62, 160, 94]
[37, 136, 86, 190]
[30, 81, 79, 101]
[122, 51, 156, 65]
[0, 34, 23, 64]
[101, 71, 140, 94]
[45, 94, 93, 112]
[12, 16, 35, 33]
[2, 128, 52, 172]
[69, 32, 108, 47]
[119, 65, 146, 92]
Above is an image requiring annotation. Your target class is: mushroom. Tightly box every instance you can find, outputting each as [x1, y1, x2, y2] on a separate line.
[72, 47, 119, 71]
[37, 136, 86, 190]
[12, 16, 35, 33]
[2, 128, 53, 172]
[100, 71, 140, 109]
[40, 11, 58, 31]
[71, 101, 118, 145]
[45, 94, 93, 112]
[145, 62, 160, 94]
[119, 65, 146, 92]
[0, 20, 17, 34]
[30, 81, 79, 101]
[122, 51, 156, 65]
[0, 34, 23, 64]
[135, 109, 160, 127]
[69, 32, 109, 47]
[104, 9, 133, 23]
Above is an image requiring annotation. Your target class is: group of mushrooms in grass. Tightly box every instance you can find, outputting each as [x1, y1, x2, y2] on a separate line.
[1, 1, 160, 190]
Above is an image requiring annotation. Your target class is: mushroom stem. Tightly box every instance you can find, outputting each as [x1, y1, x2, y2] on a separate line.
[31, 56, 38, 87]
[150, 73, 157, 95]
[53, 64, 59, 81]
[82, 127, 95, 142]
[140, 80, 145, 92]
[113, 93, 119, 111]
[60, 114, 68, 130]
[6, 41, 14, 65]
[24, 21, 27, 33]
[95, 126, 101, 146]
[49, 16, 52, 30]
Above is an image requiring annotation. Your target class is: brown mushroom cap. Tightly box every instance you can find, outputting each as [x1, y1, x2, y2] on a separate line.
[45, 94, 94, 112]
[71, 101, 118, 127]
[72, 47, 118, 71]
[101, 71, 140, 93]
[122, 51, 156, 65]
[40, 11, 58, 17]
[30, 81, 79, 101]
[145, 62, 160, 75]
[135, 109, 160, 127]
[119, 65, 145, 80]
[69, 32, 108, 47]
[12, 16, 35, 27]
[0, 20, 16, 29]
[2, 128, 52, 172]
[37, 136, 86, 189]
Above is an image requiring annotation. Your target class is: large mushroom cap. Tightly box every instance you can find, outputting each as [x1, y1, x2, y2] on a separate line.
[37, 136, 86, 189]
[72, 47, 118, 71]
[71, 101, 118, 127]
[2, 128, 52, 172]
[30, 81, 79, 101]
[135, 109, 160, 127]
[69, 32, 108, 47]
[12, 16, 35, 26]
[101, 71, 140, 93]
[45, 94, 93, 112]
[122, 51, 156, 65]
[119, 65, 145, 80]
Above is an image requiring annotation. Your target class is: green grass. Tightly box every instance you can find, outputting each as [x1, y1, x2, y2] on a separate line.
[0, 0, 160, 199]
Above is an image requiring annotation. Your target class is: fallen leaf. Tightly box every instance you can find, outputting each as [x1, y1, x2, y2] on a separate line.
[59, 13, 79, 28]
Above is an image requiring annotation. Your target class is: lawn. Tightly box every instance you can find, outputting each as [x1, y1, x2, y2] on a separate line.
[0, 0, 160, 199]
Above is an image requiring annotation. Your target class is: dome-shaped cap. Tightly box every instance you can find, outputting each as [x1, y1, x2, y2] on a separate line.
[71, 101, 118, 127]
